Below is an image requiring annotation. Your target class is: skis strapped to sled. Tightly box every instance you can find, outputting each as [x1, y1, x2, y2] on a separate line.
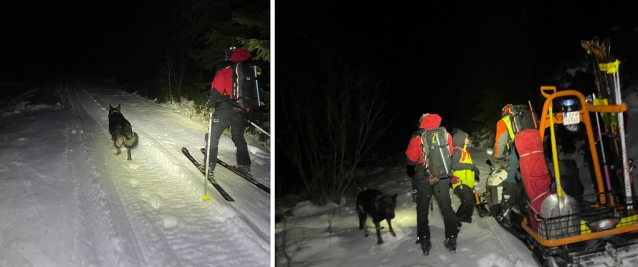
[200, 148, 270, 193]
[181, 147, 234, 201]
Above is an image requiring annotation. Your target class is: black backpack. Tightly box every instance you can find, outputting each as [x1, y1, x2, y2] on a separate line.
[421, 127, 452, 183]
[232, 62, 261, 110]
[507, 104, 537, 133]
[212, 61, 261, 111]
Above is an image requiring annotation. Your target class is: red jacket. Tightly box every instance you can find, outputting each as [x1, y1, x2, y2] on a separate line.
[208, 48, 252, 111]
[405, 114, 453, 167]
[210, 48, 251, 95]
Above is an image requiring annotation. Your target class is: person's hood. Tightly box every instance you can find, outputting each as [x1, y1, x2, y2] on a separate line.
[229, 48, 251, 62]
[453, 131, 468, 148]
[419, 114, 442, 130]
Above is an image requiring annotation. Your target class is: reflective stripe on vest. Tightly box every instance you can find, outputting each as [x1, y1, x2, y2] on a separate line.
[458, 145, 473, 164]
[452, 145, 475, 189]
[502, 115, 515, 141]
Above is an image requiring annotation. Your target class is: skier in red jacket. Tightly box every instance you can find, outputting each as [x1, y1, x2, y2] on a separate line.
[204, 47, 253, 177]
[405, 113, 459, 255]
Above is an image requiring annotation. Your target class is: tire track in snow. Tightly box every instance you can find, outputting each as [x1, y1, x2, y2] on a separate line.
[64, 83, 103, 266]
[86, 85, 271, 241]
[65, 83, 146, 266]
[93, 93, 269, 265]
[71, 82, 268, 266]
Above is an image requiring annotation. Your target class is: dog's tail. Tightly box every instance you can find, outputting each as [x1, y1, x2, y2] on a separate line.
[123, 132, 138, 148]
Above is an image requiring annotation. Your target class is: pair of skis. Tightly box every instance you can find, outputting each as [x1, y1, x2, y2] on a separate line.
[181, 147, 270, 202]
[581, 37, 634, 211]
[182, 147, 235, 201]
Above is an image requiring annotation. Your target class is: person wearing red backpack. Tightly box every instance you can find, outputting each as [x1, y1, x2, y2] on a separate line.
[204, 47, 254, 177]
[405, 113, 459, 255]
[450, 131, 480, 225]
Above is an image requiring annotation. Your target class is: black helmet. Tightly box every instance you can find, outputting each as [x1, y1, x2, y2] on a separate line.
[224, 45, 237, 61]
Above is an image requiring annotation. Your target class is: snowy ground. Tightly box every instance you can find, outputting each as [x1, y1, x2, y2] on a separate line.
[0, 78, 271, 267]
[275, 89, 638, 267]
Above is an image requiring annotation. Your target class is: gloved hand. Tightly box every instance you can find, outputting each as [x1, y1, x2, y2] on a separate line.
[475, 173, 480, 183]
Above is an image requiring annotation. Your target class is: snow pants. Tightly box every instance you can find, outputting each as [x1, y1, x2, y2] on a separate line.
[506, 150, 519, 183]
[453, 185, 474, 222]
[413, 172, 459, 241]
[205, 108, 251, 167]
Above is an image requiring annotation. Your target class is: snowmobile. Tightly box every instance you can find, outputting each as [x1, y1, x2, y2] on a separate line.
[482, 156, 539, 240]
[480, 85, 638, 267]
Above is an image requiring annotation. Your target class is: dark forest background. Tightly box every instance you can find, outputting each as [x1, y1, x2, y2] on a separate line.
[275, 1, 638, 207]
[1, 0, 270, 132]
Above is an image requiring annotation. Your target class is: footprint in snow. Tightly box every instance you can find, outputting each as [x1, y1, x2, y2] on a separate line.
[161, 215, 178, 229]
[149, 195, 161, 210]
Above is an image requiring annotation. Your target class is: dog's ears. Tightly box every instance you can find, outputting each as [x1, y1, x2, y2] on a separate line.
[117, 104, 121, 110]
[109, 103, 113, 109]
[392, 193, 398, 202]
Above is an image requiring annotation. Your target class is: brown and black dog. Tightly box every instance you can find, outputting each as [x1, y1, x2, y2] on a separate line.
[356, 188, 397, 244]
[108, 104, 138, 160]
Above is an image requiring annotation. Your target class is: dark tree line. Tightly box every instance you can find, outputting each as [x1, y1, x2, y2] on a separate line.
[275, 0, 638, 207]
[121, 0, 269, 124]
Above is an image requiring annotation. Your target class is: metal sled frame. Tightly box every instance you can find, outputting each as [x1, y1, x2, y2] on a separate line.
[520, 86, 638, 258]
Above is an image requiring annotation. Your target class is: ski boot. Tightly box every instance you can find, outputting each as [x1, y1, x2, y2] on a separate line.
[233, 164, 252, 177]
[416, 237, 432, 255]
[199, 164, 216, 173]
[200, 155, 216, 174]
[444, 235, 457, 253]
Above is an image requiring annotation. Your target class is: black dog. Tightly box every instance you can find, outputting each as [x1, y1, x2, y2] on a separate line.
[108, 104, 138, 160]
[356, 189, 397, 244]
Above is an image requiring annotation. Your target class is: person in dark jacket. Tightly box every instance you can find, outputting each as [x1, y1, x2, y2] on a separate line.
[204, 47, 253, 177]
[405, 113, 459, 255]
[450, 131, 480, 224]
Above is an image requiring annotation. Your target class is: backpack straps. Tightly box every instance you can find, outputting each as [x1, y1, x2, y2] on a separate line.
[419, 129, 428, 168]
[452, 146, 465, 163]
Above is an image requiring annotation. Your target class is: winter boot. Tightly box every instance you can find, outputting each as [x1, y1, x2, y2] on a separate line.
[200, 155, 216, 174]
[444, 235, 457, 253]
[416, 237, 431, 255]
[233, 164, 252, 177]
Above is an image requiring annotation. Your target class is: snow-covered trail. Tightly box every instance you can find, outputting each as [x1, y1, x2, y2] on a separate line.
[0, 79, 270, 267]
[276, 148, 537, 267]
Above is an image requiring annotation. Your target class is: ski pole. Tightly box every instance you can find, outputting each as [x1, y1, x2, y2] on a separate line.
[592, 94, 613, 193]
[253, 65, 261, 105]
[602, 60, 633, 212]
[203, 111, 214, 201]
[247, 119, 270, 137]
[528, 101, 538, 129]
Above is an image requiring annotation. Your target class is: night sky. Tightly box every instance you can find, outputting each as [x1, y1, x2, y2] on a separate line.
[274, 1, 638, 193]
[1, 0, 153, 82]
[277, 0, 638, 154]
